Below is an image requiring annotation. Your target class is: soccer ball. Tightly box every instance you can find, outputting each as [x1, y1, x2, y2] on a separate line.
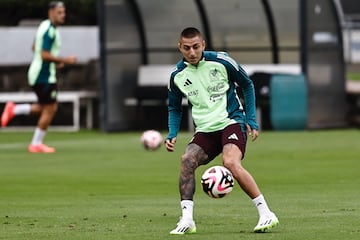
[201, 166, 234, 198]
[140, 130, 163, 150]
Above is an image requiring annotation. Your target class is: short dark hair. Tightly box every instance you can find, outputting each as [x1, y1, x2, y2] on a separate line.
[180, 27, 202, 39]
[48, 1, 64, 10]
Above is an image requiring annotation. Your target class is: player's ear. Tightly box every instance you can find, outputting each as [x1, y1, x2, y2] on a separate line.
[177, 42, 181, 51]
[202, 40, 206, 50]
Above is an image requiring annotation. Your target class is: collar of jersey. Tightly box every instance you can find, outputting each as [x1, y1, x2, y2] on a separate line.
[184, 57, 206, 69]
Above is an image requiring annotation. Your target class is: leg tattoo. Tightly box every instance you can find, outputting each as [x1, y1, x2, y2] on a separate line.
[179, 144, 208, 200]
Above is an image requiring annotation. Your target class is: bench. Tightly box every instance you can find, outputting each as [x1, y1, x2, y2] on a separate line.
[346, 81, 360, 124]
[127, 64, 360, 129]
[124, 65, 174, 106]
[125, 64, 302, 130]
[124, 65, 195, 130]
[0, 91, 98, 131]
[125, 63, 302, 104]
[346, 81, 360, 95]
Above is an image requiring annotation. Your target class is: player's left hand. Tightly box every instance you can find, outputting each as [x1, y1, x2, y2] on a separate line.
[165, 137, 176, 152]
[246, 124, 259, 142]
[56, 62, 65, 69]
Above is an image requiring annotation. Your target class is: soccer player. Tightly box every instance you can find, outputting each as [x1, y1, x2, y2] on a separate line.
[1, 1, 77, 153]
[165, 27, 279, 234]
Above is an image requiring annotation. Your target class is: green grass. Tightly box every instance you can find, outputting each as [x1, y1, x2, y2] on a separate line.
[347, 72, 360, 81]
[0, 129, 360, 239]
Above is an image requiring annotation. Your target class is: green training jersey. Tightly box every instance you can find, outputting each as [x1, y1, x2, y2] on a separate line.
[28, 19, 61, 86]
[167, 51, 258, 139]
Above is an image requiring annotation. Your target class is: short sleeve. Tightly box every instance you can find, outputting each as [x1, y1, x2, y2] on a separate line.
[42, 27, 55, 51]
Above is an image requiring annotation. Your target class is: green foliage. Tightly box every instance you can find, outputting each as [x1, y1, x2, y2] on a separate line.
[0, 129, 359, 239]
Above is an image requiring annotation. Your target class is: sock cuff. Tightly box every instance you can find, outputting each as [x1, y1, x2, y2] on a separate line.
[252, 194, 264, 203]
[253, 193, 264, 201]
[181, 200, 194, 206]
[14, 103, 31, 115]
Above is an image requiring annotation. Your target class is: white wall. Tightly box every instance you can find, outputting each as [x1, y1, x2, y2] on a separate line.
[343, 29, 360, 63]
[0, 26, 98, 65]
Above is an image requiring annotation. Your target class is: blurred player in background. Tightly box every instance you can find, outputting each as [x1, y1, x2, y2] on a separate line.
[1, 1, 77, 153]
[165, 27, 279, 234]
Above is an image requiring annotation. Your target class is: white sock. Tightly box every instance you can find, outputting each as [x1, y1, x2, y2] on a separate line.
[13, 104, 31, 115]
[252, 194, 272, 217]
[31, 127, 46, 145]
[181, 200, 194, 221]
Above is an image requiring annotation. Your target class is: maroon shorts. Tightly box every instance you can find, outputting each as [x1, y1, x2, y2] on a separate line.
[32, 83, 58, 104]
[189, 123, 248, 161]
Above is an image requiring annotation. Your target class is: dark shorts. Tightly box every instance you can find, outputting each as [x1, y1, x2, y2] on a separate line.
[32, 83, 58, 104]
[189, 123, 248, 161]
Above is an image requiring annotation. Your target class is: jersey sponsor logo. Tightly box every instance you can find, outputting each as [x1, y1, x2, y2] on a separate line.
[187, 90, 198, 97]
[207, 82, 225, 93]
[228, 133, 239, 140]
[208, 82, 226, 102]
[209, 93, 225, 102]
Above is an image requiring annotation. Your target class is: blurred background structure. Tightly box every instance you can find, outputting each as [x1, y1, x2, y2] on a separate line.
[0, 0, 359, 132]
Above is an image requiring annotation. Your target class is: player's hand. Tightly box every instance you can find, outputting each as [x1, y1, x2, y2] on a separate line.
[246, 124, 259, 142]
[64, 55, 77, 64]
[56, 62, 65, 69]
[165, 138, 176, 152]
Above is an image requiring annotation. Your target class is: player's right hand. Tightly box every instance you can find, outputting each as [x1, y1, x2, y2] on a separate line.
[165, 138, 176, 152]
[64, 55, 77, 64]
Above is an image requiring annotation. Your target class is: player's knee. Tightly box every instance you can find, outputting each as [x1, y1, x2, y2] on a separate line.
[48, 102, 58, 113]
[223, 145, 243, 162]
[181, 153, 198, 171]
[45, 103, 58, 115]
[222, 156, 243, 172]
[223, 158, 234, 170]
[53, 103, 58, 112]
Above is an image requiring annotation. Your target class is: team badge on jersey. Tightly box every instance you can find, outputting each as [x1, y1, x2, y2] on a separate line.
[209, 68, 220, 82]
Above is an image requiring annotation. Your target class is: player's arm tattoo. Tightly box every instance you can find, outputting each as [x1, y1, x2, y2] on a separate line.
[179, 144, 208, 200]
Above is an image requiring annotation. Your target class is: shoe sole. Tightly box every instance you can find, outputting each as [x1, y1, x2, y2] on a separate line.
[170, 227, 196, 235]
[28, 146, 56, 153]
[254, 220, 279, 233]
[29, 151, 55, 153]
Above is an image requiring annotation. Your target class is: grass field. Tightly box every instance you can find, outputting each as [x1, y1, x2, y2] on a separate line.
[0, 129, 359, 240]
[348, 72, 360, 81]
